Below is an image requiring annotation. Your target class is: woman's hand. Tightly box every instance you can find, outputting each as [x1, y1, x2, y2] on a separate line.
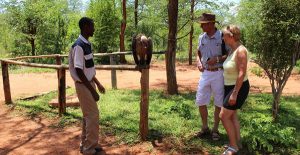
[228, 91, 238, 105]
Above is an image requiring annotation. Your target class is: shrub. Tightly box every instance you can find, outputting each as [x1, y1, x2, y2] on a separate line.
[242, 117, 296, 153]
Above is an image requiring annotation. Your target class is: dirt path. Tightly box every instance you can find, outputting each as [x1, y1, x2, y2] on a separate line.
[0, 61, 299, 155]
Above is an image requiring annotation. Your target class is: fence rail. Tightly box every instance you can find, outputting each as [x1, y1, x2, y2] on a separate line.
[0, 51, 165, 140]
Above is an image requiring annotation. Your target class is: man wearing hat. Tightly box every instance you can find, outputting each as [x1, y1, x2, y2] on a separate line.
[195, 13, 227, 141]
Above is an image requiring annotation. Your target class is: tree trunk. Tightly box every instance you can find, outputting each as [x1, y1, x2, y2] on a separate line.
[166, 0, 178, 95]
[188, 0, 194, 65]
[30, 38, 35, 56]
[134, 0, 138, 29]
[119, 0, 127, 64]
[272, 92, 280, 119]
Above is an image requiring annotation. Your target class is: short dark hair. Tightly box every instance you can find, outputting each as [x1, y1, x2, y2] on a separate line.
[79, 17, 94, 30]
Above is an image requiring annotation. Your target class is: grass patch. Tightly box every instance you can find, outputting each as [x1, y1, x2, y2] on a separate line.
[250, 66, 264, 77]
[8, 65, 56, 74]
[12, 89, 300, 154]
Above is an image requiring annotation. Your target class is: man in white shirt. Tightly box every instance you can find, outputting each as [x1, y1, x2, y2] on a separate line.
[195, 13, 227, 141]
[69, 17, 105, 155]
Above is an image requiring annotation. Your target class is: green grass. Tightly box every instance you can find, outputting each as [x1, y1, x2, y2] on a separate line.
[6, 66, 56, 74]
[250, 66, 264, 77]
[12, 89, 300, 154]
[294, 60, 300, 74]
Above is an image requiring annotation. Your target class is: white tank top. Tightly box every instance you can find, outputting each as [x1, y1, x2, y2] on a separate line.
[223, 45, 249, 85]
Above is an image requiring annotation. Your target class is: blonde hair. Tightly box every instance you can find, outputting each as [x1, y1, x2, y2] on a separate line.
[222, 25, 241, 41]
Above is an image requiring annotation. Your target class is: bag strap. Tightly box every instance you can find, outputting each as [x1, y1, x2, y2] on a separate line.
[221, 33, 227, 55]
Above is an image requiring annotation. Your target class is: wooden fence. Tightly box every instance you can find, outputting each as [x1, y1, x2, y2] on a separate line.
[0, 51, 164, 140]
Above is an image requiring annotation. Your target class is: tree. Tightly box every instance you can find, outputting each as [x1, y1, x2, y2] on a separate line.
[119, 0, 127, 63]
[188, 0, 194, 65]
[240, 0, 300, 119]
[87, 0, 119, 53]
[4, 0, 43, 56]
[38, 0, 69, 55]
[166, 0, 179, 95]
[134, 0, 138, 28]
[4, 0, 72, 57]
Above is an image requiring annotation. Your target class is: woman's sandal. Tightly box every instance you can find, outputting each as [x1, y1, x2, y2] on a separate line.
[224, 142, 243, 149]
[222, 146, 238, 155]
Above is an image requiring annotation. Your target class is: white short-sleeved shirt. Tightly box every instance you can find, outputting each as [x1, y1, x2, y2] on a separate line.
[69, 35, 96, 82]
[198, 30, 223, 69]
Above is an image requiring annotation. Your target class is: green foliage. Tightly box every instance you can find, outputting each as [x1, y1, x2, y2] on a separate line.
[13, 89, 300, 154]
[241, 95, 299, 154]
[237, 0, 263, 50]
[87, 0, 120, 53]
[256, 0, 300, 70]
[243, 115, 296, 153]
[250, 66, 264, 77]
[86, 0, 120, 64]
[2, 0, 81, 57]
[8, 66, 55, 74]
[238, 0, 300, 119]
[37, 0, 69, 55]
[295, 60, 300, 74]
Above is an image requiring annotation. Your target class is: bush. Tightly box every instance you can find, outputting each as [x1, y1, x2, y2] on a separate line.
[250, 66, 264, 77]
[242, 116, 296, 153]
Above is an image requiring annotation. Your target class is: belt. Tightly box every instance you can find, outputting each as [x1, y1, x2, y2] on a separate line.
[205, 67, 223, 72]
[75, 80, 93, 84]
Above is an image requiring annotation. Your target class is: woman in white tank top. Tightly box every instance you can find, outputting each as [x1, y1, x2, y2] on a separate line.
[219, 25, 250, 155]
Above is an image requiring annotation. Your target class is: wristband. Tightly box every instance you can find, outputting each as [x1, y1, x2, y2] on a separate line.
[216, 56, 220, 63]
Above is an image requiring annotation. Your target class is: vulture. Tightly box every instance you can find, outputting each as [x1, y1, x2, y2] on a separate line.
[132, 34, 153, 65]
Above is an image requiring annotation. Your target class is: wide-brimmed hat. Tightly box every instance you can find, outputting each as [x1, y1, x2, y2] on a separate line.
[198, 13, 217, 23]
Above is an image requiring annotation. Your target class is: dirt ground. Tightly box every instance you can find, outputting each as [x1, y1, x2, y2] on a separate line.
[0, 61, 299, 155]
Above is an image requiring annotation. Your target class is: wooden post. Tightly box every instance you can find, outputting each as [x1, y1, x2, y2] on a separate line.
[1, 61, 12, 104]
[56, 55, 61, 78]
[140, 68, 149, 140]
[110, 55, 117, 89]
[58, 68, 66, 116]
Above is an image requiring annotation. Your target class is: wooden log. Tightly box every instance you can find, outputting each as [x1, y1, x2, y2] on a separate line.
[11, 54, 60, 60]
[7, 51, 165, 60]
[0, 59, 150, 71]
[110, 55, 117, 89]
[58, 68, 66, 116]
[95, 65, 149, 71]
[140, 69, 149, 140]
[0, 59, 63, 69]
[1, 61, 12, 104]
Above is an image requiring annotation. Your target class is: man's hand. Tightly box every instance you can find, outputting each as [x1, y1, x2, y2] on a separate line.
[197, 61, 204, 72]
[92, 91, 100, 101]
[206, 56, 218, 66]
[96, 83, 105, 94]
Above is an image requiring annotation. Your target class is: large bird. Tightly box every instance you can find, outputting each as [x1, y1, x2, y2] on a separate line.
[132, 34, 153, 65]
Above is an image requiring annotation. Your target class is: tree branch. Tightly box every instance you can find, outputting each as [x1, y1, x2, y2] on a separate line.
[177, 31, 191, 40]
[177, 19, 190, 33]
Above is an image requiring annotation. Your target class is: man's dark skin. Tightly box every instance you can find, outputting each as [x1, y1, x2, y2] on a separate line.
[75, 22, 105, 101]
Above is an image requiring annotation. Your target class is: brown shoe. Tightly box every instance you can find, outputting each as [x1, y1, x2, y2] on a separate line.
[212, 131, 220, 141]
[195, 128, 211, 138]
